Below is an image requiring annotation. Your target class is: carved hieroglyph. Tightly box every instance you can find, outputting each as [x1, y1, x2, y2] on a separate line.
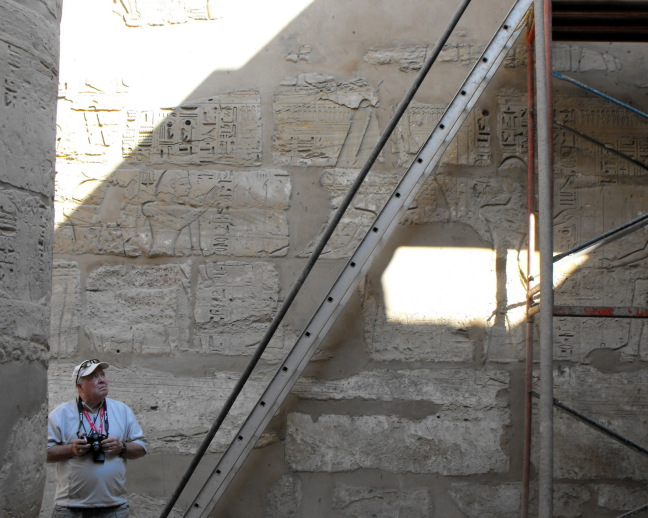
[50, 261, 81, 357]
[81, 261, 287, 357]
[273, 76, 380, 167]
[55, 169, 290, 257]
[194, 261, 293, 357]
[392, 101, 492, 167]
[112, 0, 217, 26]
[56, 89, 262, 168]
[123, 93, 262, 166]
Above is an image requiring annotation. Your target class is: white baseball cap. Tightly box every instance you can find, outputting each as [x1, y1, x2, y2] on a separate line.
[72, 359, 110, 385]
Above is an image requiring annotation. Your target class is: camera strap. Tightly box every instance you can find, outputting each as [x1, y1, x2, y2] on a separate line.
[76, 398, 109, 437]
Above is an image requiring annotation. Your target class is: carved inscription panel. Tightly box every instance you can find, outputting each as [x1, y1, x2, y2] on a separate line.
[273, 78, 380, 167]
[55, 169, 290, 257]
[56, 90, 262, 168]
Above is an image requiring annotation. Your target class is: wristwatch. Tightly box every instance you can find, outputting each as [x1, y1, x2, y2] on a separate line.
[120, 443, 128, 457]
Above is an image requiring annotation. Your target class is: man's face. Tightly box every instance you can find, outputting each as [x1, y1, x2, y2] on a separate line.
[78, 367, 109, 406]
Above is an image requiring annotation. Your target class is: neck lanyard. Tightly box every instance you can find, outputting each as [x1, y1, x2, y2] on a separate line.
[77, 398, 110, 437]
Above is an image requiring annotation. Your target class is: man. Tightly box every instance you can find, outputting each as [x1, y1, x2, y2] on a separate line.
[47, 359, 147, 517]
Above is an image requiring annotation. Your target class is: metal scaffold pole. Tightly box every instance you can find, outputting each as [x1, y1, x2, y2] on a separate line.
[533, 0, 554, 516]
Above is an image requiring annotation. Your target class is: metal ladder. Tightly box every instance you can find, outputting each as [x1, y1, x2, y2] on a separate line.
[185, 0, 533, 515]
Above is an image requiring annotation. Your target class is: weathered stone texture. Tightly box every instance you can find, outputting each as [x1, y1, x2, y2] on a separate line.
[294, 368, 508, 407]
[448, 482, 521, 518]
[1, 0, 58, 515]
[0, 405, 49, 517]
[333, 485, 432, 517]
[194, 261, 291, 357]
[267, 475, 301, 518]
[548, 366, 648, 480]
[55, 169, 290, 257]
[286, 410, 509, 475]
[50, 261, 81, 357]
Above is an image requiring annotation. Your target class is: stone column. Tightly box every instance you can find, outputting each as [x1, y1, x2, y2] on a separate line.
[0, 0, 60, 516]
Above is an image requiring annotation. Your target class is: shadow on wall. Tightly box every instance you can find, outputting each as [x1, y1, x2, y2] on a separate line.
[45, 0, 648, 516]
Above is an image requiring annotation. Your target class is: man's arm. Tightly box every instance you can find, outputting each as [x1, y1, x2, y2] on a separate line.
[121, 441, 146, 459]
[47, 439, 90, 462]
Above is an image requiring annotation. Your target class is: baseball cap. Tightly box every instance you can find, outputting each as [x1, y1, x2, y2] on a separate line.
[72, 359, 110, 385]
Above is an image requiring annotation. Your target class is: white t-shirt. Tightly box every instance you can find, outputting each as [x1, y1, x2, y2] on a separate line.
[47, 397, 147, 508]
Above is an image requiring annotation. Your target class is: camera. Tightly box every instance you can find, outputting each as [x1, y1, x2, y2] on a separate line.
[85, 431, 107, 463]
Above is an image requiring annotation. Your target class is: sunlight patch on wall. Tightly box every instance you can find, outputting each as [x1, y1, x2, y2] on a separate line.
[381, 247, 497, 326]
[59, 0, 315, 106]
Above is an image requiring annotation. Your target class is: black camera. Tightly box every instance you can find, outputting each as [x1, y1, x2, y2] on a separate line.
[85, 431, 107, 463]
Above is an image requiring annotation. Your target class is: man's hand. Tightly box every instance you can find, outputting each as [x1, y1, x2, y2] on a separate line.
[71, 438, 91, 457]
[101, 436, 124, 456]
[47, 438, 90, 462]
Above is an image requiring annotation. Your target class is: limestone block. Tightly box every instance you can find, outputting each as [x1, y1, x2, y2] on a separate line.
[85, 264, 192, 354]
[266, 475, 301, 518]
[594, 484, 648, 514]
[392, 101, 491, 167]
[364, 244, 497, 362]
[286, 410, 509, 475]
[298, 169, 399, 259]
[47, 362, 272, 454]
[333, 485, 431, 517]
[448, 482, 520, 518]
[112, 0, 217, 27]
[55, 169, 290, 257]
[548, 366, 648, 480]
[293, 368, 509, 408]
[50, 261, 81, 357]
[193, 261, 292, 358]
[273, 77, 380, 167]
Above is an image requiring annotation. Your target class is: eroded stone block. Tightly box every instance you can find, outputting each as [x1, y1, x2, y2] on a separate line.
[85, 264, 192, 353]
[286, 410, 509, 475]
[448, 482, 520, 518]
[267, 475, 301, 518]
[333, 485, 431, 517]
[194, 261, 291, 358]
[294, 369, 508, 407]
[273, 77, 379, 167]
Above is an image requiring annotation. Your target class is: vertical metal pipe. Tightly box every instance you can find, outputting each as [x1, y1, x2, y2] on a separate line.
[533, 0, 554, 516]
[521, 18, 536, 518]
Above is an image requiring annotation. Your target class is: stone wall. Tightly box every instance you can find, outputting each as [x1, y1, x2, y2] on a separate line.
[43, 0, 648, 516]
[0, 0, 60, 516]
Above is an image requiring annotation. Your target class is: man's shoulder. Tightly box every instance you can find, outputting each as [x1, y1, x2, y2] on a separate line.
[49, 399, 77, 415]
[105, 397, 134, 413]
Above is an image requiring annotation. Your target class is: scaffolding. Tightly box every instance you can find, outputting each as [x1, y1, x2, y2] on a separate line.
[159, 1, 648, 516]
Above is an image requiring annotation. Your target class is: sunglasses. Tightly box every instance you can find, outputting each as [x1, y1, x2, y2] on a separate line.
[75, 359, 101, 386]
